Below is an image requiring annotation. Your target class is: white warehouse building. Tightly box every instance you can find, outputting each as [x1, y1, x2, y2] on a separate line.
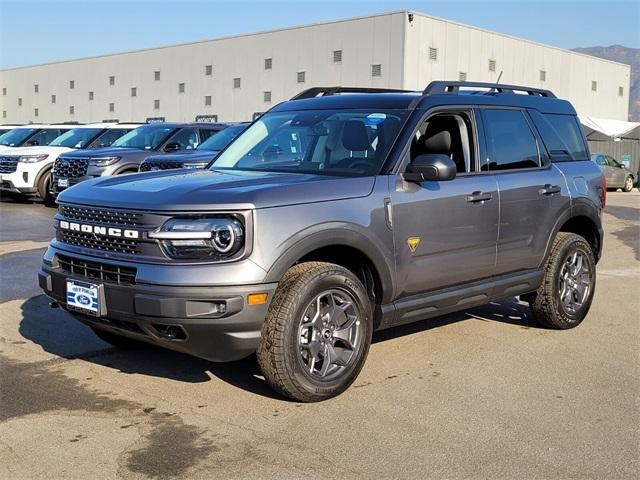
[0, 11, 631, 124]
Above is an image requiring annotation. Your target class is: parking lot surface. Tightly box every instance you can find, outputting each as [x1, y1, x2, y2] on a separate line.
[1, 192, 638, 480]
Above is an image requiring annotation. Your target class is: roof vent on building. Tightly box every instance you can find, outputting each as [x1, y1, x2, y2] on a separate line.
[488, 59, 496, 72]
[333, 50, 342, 63]
[371, 64, 382, 77]
[429, 47, 438, 61]
[459, 72, 467, 81]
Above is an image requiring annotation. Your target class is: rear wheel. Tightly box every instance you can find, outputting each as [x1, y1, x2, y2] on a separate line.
[527, 232, 596, 329]
[623, 176, 634, 192]
[257, 262, 372, 402]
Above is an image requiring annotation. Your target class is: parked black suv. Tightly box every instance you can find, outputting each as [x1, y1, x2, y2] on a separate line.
[52, 122, 224, 193]
[139, 123, 249, 172]
[40, 82, 604, 401]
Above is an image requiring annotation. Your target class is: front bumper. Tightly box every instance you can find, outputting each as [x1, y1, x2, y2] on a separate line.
[0, 165, 41, 194]
[39, 252, 277, 362]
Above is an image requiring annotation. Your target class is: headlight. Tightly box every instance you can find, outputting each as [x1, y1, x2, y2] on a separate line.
[183, 162, 208, 169]
[88, 156, 120, 167]
[149, 217, 245, 260]
[18, 154, 49, 163]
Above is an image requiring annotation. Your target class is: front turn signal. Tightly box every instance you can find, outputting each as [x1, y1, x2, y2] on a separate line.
[247, 293, 268, 305]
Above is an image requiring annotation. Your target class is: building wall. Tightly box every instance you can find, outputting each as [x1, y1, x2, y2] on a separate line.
[403, 13, 630, 120]
[0, 11, 631, 124]
[0, 12, 405, 124]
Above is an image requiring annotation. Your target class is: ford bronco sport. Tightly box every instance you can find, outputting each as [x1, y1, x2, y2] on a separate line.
[39, 82, 604, 402]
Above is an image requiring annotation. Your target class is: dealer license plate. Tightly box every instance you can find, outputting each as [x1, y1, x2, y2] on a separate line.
[66, 280, 101, 316]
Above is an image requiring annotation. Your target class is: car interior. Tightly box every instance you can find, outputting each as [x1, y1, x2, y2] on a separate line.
[410, 113, 473, 173]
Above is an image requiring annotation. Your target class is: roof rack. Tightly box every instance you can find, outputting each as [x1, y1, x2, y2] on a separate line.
[292, 86, 413, 100]
[424, 81, 556, 98]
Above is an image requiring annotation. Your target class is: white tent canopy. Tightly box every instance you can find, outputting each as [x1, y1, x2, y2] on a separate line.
[579, 116, 640, 141]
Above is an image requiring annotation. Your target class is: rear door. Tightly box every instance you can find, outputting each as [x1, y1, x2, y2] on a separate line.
[480, 108, 570, 275]
[606, 156, 625, 187]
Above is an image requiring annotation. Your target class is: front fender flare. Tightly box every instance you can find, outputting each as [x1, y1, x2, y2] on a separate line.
[263, 225, 395, 304]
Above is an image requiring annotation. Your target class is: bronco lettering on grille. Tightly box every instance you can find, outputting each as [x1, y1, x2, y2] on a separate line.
[59, 220, 140, 239]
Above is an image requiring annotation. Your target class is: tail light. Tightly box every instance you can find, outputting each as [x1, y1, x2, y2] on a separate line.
[602, 175, 607, 209]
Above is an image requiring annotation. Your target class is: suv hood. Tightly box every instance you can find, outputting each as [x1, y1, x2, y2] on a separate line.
[58, 169, 375, 210]
[145, 150, 216, 163]
[61, 146, 150, 158]
[0, 145, 72, 156]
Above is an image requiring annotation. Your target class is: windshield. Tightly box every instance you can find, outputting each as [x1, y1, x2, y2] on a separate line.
[49, 128, 104, 148]
[210, 110, 408, 176]
[0, 128, 38, 146]
[110, 124, 175, 150]
[197, 125, 247, 151]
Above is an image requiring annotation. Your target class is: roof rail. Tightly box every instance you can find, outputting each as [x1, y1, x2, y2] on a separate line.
[291, 86, 413, 100]
[424, 81, 556, 98]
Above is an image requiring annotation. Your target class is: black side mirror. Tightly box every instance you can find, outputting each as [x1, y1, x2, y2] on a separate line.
[403, 154, 456, 183]
[164, 142, 181, 152]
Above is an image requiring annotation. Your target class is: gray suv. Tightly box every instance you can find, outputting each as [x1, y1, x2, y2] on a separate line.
[40, 82, 605, 402]
[52, 122, 222, 194]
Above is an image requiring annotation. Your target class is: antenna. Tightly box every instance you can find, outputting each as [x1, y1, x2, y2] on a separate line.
[496, 71, 503, 83]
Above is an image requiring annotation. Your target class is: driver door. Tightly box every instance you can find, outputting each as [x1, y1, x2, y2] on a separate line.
[389, 110, 498, 310]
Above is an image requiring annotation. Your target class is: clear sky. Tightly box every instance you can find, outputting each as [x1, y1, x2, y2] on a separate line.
[1, 0, 638, 69]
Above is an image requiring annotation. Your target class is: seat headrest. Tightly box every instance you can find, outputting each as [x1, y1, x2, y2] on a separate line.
[342, 120, 370, 151]
[422, 130, 451, 154]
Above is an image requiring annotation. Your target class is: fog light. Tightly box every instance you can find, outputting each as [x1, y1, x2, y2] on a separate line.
[247, 293, 268, 305]
[23, 172, 28, 182]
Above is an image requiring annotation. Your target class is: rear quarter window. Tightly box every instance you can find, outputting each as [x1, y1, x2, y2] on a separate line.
[530, 112, 589, 161]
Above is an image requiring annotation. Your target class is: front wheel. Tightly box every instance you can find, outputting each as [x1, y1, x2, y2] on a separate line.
[37, 170, 55, 206]
[623, 176, 634, 192]
[528, 232, 596, 329]
[257, 262, 372, 402]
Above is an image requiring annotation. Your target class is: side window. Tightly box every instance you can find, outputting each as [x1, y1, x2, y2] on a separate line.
[27, 129, 64, 146]
[410, 112, 475, 173]
[168, 128, 200, 149]
[542, 114, 588, 160]
[200, 128, 217, 142]
[483, 109, 539, 171]
[90, 129, 128, 148]
[607, 156, 620, 167]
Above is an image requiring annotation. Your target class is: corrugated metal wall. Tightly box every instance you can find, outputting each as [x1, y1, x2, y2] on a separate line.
[588, 140, 640, 178]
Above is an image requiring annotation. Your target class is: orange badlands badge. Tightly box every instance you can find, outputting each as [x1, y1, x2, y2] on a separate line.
[407, 237, 420, 252]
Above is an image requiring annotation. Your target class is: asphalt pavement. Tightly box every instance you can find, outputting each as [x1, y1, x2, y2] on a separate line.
[0, 192, 638, 479]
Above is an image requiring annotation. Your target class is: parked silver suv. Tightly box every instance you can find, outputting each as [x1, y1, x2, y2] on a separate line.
[40, 82, 605, 401]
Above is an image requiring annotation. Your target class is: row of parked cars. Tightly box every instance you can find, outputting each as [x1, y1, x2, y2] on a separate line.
[0, 120, 248, 204]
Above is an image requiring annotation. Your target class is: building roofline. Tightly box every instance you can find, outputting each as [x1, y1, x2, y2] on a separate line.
[0, 9, 631, 72]
[407, 10, 631, 69]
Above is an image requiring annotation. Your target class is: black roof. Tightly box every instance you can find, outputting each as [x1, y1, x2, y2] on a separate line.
[274, 82, 576, 115]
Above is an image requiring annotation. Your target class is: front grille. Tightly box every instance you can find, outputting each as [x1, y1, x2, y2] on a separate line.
[54, 157, 88, 178]
[57, 254, 137, 285]
[59, 205, 143, 227]
[60, 230, 140, 254]
[0, 156, 18, 174]
[141, 160, 185, 171]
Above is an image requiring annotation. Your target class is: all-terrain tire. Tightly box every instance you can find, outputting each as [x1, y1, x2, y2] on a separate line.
[528, 232, 596, 329]
[257, 262, 373, 402]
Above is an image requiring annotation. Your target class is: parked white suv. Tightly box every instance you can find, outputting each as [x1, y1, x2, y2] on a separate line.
[0, 124, 77, 153]
[0, 123, 139, 203]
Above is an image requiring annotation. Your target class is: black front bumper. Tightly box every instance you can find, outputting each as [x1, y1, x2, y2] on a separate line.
[39, 264, 277, 362]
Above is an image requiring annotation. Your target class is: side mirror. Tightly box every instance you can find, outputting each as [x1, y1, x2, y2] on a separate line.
[164, 142, 181, 152]
[403, 154, 456, 183]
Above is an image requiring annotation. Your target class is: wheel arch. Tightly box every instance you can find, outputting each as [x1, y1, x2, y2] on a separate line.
[543, 202, 603, 264]
[264, 228, 395, 309]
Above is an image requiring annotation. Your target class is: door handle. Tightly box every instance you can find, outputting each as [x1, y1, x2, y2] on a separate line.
[539, 184, 561, 196]
[466, 191, 492, 203]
